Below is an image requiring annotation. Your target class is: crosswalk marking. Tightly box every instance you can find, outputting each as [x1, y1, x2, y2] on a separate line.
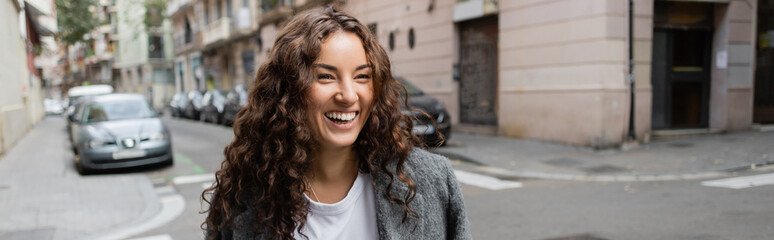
[129, 234, 173, 240]
[701, 172, 774, 189]
[172, 173, 215, 185]
[454, 170, 522, 190]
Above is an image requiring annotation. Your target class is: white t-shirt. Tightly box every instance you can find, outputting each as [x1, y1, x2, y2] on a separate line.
[295, 173, 378, 240]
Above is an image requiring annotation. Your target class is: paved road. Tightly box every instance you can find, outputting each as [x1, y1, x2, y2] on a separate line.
[127, 116, 774, 240]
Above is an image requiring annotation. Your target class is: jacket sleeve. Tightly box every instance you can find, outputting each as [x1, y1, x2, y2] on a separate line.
[443, 159, 472, 240]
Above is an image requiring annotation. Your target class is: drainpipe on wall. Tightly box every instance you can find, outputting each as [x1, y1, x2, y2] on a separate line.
[627, 0, 636, 141]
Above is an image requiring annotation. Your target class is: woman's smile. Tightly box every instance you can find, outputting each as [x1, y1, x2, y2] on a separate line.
[324, 111, 359, 126]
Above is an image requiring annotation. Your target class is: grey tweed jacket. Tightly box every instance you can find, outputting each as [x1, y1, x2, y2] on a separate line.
[217, 148, 472, 240]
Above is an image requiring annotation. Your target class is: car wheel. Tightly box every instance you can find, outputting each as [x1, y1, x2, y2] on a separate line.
[75, 155, 92, 175]
[163, 157, 174, 167]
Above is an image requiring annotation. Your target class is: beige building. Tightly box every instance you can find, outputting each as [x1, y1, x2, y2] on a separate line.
[346, 0, 763, 148]
[166, 0, 768, 148]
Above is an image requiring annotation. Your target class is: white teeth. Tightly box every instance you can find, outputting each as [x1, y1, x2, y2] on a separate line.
[325, 112, 356, 121]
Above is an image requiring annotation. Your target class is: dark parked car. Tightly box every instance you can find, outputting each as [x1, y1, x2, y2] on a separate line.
[200, 89, 228, 124]
[169, 92, 188, 118]
[69, 94, 173, 174]
[222, 85, 248, 126]
[184, 90, 204, 120]
[396, 76, 451, 147]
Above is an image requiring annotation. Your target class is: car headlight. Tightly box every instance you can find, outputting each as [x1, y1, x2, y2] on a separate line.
[87, 139, 110, 149]
[142, 132, 168, 141]
[435, 101, 445, 111]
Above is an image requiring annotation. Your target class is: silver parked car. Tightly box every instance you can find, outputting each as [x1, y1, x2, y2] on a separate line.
[69, 94, 173, 174]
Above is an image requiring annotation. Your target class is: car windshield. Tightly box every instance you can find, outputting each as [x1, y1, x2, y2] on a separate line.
[83, 99, 155, 123]
[397, 78, 424, 96]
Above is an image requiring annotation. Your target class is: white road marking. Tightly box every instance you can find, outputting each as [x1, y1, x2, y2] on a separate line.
[128, 234, 173, 240]
[701, 172, 774, 189]
[454, 170, 523, 190]
[172, 173, 215, 185]
[95, 194, 185, 240]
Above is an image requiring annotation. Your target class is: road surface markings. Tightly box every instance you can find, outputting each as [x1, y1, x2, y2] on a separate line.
[701, 172, 774, 189]
[128, 234, 173, 240]
[174, 153, 206, 174]
[454, 170, 522, 190]
[172, 173, 215, 185]
[95, 186, 185, 240]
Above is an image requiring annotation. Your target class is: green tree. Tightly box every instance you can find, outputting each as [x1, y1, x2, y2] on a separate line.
[55, 0, 99, 46]
[144, 0, 167, 28]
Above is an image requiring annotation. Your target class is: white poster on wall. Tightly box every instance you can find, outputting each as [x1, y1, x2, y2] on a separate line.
[716, 51, 727, 69]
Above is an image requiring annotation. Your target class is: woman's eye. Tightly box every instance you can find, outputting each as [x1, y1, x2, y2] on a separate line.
[317, 74, 333, 80]
[356, 74, 371, 79]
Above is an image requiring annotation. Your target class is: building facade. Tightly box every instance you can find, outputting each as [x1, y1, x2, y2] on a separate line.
[1, 0, 55, 155]
[346, 0, 763, 148]
[165, 0, 767, 148]
[167, 0, 312, 93]
[113, 0, 175, 109]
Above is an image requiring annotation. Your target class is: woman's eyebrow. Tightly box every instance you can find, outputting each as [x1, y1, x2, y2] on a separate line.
[313, 64, 371, 71]
[355, 64, 370, 71]
[314, 63, 337, 71]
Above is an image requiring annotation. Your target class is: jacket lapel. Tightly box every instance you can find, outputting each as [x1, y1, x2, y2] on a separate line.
[372, 171, 424, 240]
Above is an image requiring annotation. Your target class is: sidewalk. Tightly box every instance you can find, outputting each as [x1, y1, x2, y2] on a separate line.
[0, 117, 159, 240]
[435, 129, 774, 181]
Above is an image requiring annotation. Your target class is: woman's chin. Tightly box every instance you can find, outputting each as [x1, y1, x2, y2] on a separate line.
[319, 135, 359, 149]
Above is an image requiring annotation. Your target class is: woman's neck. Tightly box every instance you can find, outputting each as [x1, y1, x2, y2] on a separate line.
[307, 146, 359, 203]
[310, 145, 358, 182]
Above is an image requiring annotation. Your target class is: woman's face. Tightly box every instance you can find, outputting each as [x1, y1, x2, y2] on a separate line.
[307, 31, 374, 149]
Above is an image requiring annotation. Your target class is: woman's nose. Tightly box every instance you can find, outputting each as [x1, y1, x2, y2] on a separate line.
[335, 79, 358, 105]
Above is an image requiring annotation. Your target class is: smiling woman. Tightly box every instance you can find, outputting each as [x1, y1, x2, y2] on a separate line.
[202, 6, 471, 240]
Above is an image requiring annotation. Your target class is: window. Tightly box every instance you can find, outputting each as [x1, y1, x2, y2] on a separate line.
[205, 1, 210, 25]
[217, 0, 222, 19]
[368, 23, 377, 38]
[149, 36, 164, 58]
[227, 0, 233, 18]
[184, 19, 192, 44]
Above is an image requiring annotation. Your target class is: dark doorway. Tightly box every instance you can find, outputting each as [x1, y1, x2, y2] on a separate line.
[458, 15, 498, 126]
[651, 1, 714, 129]
[651, 29, 712, 129]
[754, 0, 774, 123]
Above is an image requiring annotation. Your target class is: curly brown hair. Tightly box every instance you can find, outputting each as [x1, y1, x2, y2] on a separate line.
[202, 6, 422, 239]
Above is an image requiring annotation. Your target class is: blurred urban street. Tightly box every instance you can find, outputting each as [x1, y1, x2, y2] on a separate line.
[2, 0, 774, 239]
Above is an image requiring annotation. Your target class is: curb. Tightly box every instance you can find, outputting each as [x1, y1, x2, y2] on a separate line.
[435, 151, 774, 182]
[86, 175, 185, 240]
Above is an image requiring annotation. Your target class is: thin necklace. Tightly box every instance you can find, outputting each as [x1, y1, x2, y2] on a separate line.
[305, 176, 321, 203]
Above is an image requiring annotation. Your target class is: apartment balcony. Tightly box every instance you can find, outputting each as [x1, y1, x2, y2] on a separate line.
[174, 32, 202, 56]
[202, 18, 231, 49]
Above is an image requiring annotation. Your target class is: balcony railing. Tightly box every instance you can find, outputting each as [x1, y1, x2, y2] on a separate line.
[202, 18, 231, 48]
[174, 31, 201, 55]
